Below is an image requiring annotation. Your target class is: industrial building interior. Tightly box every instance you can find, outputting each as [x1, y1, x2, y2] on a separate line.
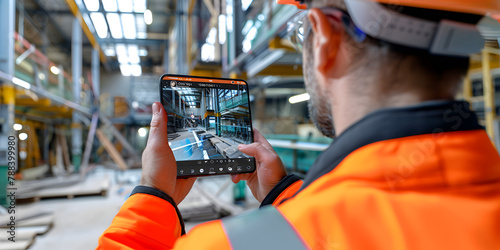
[0, 0, 499, 249]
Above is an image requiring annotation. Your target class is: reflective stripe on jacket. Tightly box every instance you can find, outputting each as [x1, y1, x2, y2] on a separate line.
[97, 101, 500, 249]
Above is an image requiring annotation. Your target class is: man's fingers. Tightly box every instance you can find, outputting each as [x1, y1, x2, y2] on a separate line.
[230, 174, 240, 183]
[231, 173, 252, 183]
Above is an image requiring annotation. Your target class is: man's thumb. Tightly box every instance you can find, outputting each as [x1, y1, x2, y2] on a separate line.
[148, 102, 168, 143]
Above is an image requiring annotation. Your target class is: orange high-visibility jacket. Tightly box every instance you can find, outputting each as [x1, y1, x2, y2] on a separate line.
[97, 101, 500, 249]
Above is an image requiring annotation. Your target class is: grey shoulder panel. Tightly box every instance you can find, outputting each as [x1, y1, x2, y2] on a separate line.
[221, 205, 308, 250]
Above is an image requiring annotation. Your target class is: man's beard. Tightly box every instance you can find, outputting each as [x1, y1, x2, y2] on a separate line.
[303, 37, 335, 138]
[304, 64, 336, 138]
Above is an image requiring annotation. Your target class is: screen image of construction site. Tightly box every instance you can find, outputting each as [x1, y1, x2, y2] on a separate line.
[161, 84, 252, 161]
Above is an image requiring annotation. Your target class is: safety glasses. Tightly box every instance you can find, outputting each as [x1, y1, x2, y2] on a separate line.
[286, 7, 367, 52]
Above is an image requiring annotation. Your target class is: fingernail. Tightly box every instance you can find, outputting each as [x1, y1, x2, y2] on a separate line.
[238, 144, 246, 149]
[152, 103, 160, 115]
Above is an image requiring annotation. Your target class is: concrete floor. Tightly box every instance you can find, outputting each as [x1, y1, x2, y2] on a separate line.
[20, 167, 257, 250]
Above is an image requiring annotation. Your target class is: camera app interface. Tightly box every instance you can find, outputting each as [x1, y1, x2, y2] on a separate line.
[162, 77, 255, 176]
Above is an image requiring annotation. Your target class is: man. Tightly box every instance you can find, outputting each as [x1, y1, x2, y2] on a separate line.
[98, 0, 500, 249]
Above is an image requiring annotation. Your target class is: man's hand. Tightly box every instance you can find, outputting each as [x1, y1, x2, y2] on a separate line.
[231, 129, 287, 202]
[141, 102, 196, 205]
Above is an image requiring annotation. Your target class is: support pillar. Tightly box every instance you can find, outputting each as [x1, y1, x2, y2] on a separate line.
[172, 86, 175, 111]
[175, 1, 188, 74]
[0, 0, 16, 165]
[58, 65, 64, 97]
[0, 0, 16, 208]
[163, 40, 169, 74]
[72, 18, 83, 171]
[91, 48, 100, 103]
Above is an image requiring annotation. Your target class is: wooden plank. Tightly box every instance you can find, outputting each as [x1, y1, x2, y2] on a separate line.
[17, 175, 110, 200]
[16, 175, 81, 194]
[96, 129, 128, 170]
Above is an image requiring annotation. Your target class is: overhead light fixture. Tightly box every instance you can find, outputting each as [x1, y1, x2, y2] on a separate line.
[218, 15, 226, 44]
[262, 76, 278, 84]
[136, 14, 148, 38]
[120, 64, 131, 76]
[102, 0, 118, 11]
[242, 39, 251, 53]
[206, 27, 217, 45]
[242, 0, 253, 11]
[104, 47, 116, 56]
[13, 124, 22, 131]
[134, 0, 147, 13]
[90, 12, 108, 39]
[139, 48, 148, 56]
[246, 27, 258, 41]
[121, 14, 137, 39]
[19, 133, 28, 141]
[128, 45, 140, 64]
[83, 0, 99, 11]
[201, 43, 215, 62]
[242, 20, 253, 35]
[138, 127, 147, 137]
[12, 77, 31, 89]
[107, 13, 123, 39]
[130, 64, 142, 76]
[38, 72, 46, 80]
[132, 101, 139, 108]
[226, 15, 233, 33]
[144, 9, 153, 25]
[50, 66, 60, 75]
[289, 93, 310, 104]
[118, 0, 133, 12]
[116, 44, 128, 64]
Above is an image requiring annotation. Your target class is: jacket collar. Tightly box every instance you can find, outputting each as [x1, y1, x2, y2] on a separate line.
[299, 100, 484, 191]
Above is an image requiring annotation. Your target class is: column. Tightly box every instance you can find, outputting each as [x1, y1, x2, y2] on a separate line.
[71, 18, 83, 171]
[0, 0, 16, 167]
[92, 48, 100, 103]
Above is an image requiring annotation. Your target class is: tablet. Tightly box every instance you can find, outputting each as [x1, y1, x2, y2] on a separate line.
[160, 74, 256, 178]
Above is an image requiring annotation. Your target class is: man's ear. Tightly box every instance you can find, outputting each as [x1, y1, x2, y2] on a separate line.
[308, 8, 349, 80]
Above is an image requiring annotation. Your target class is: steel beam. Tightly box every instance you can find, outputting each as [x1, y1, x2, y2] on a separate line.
[72, 18, 83, 171]
[99, 38, 167, 46]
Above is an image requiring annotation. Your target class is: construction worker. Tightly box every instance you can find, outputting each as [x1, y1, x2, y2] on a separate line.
[98, 0, 500, 249]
